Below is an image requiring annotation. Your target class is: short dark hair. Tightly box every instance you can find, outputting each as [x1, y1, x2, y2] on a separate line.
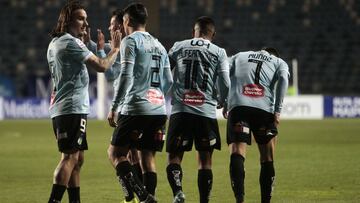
[194, 16, 215, 37]
[50, 1, 84, 37]
[123, 3, 148, 27]
[263, 47, 280, 57]
[112, 9, 124, 24]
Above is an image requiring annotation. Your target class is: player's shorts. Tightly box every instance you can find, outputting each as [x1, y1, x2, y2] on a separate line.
[111, 115, 167, 152]
[166, 112, 221, 152]
[227, 106, 277, 145]
[52, 114, 88, 153]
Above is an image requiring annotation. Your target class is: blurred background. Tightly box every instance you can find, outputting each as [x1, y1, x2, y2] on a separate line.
[0, 0, 359, 119]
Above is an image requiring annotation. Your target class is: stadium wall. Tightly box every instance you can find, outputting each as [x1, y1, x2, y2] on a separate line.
[0, 96, 359, 120]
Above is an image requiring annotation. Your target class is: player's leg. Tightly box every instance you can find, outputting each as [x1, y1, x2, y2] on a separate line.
[253, 109, 278, 203]
[227, 107, 252, 203]
[165, 113, 191, 203]
[109, 115, 154, 203]
[139, 150, 157, 195]
[229, 142, 247, 203]
[48, 114, 88, 203]
[197, 150, 213, 203]
[257, 137, 276, 203]
[194, 115, 221, 203]
[49, 151, 80, 203]
[67, 150, 84, 203]
[167, 152, 185, 203]
[128, 148, 142, 183]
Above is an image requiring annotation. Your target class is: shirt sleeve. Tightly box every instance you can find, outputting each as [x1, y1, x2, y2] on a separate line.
[111, 37, 136, 111]
[274, 59, 290, 113]
[168, 42, 179, 62]
[67, 38, 93, 62]
[216, 49, 230, 105]
[120, 37, 136, 64]
[161, 53, 173, 94]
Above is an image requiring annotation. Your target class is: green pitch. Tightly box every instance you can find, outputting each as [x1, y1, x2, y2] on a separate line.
[1, 119, 360, 203]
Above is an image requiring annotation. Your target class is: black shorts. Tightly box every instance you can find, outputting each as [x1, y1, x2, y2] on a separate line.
[52, 114, 88, 153]
[227, 106, 277, 145]
[166, 112, 221, 152]
[111, 115, 167, 152]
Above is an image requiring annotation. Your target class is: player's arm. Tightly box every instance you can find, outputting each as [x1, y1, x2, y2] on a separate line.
[168, 42, 179, 71]
[95, 29, 121, 82]
[274, 60, 290, 126]
[216, 49, 231, 109]
[162, 55, 174, 95]
[110, 37, 136, 112]
[85, 30, 121, 73]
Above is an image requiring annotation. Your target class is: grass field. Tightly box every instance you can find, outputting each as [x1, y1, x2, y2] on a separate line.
[1, 119, 360, 203]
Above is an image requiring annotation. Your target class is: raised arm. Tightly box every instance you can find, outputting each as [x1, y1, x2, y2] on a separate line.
[85, 30, 121, 72]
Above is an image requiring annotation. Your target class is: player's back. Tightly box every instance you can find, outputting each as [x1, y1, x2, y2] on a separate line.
[169, 38, 229, 118]
[47, 33, 91, 118]
[120, 31, 171, 115]
[228, 50, 289, 113]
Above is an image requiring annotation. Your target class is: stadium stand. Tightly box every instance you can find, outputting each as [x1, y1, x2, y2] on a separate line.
[0, 0, 359, 97]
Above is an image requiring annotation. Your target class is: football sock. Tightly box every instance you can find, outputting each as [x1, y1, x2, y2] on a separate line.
[116, 161, 148, 201]
[198, 169, 213, 203]
[143, 172, 157, 195]
[166, 163, 183, 196]
[230, 153, 245, 203]
[119, 176, 135, 201]
[48, 184, 66, 203]
[67, 187, 80, 203]
[260, 161, 275, 203]
[133, 163, 143, 182]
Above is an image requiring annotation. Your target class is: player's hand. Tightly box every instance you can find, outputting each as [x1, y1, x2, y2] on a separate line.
[222, 108, 228, 119]
[111, 30, 122, 49]
[274, 112, 280, 127]
[107, 110, 117, 128]
[97, 29, 105, 50]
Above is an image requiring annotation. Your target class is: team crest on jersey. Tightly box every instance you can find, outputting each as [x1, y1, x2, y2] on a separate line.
[146, 88, 164, 105]
[183, 90, 205, 106]
[75, 38, 86, 50]
[243, 84, 264, 97]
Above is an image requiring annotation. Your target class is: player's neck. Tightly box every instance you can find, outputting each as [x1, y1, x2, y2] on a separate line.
[129, 26, 146, 35]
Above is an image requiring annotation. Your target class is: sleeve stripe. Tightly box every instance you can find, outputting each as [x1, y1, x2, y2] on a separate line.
[83, 52, 94, 62]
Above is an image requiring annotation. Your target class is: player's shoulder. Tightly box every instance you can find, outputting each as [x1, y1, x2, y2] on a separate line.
[232, 51, 253, 59]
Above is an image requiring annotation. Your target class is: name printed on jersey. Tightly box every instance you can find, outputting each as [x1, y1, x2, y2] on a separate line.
[243, 84, 264, 97]
[146, 88, 164, 105]
[182, 90, 205, 106]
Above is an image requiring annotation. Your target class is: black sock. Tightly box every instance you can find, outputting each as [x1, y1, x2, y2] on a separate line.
[48, 184, 66, 203]
[143, 172, 157, 195]
[67, 187, 80, 203]
[118, 177, 135, 201]
[230, 154, 245, 203]
[133, 163, 143, 183]
[198, 169, 213, 203]
[116, 161, 148, 201]
[260, 161, 275, 203]
[166, 164, 183, 196]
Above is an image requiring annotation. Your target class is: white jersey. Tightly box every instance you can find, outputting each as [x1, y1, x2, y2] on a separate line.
[228, 50, 289, 113]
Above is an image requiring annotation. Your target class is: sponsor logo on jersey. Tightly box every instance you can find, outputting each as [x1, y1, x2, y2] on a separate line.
[242, 84, 264, 97]
[146, 88, 164, 105]
[183, 91, 205, 106]
[75, 38, 86, 50]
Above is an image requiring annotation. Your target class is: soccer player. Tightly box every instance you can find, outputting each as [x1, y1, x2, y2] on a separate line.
[95, 9, 142, 203]
[225, 47, 289, 203]
[166, 16, 230, 203]
[107, 3, 173, 203]
[46, 1, 121, 203]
